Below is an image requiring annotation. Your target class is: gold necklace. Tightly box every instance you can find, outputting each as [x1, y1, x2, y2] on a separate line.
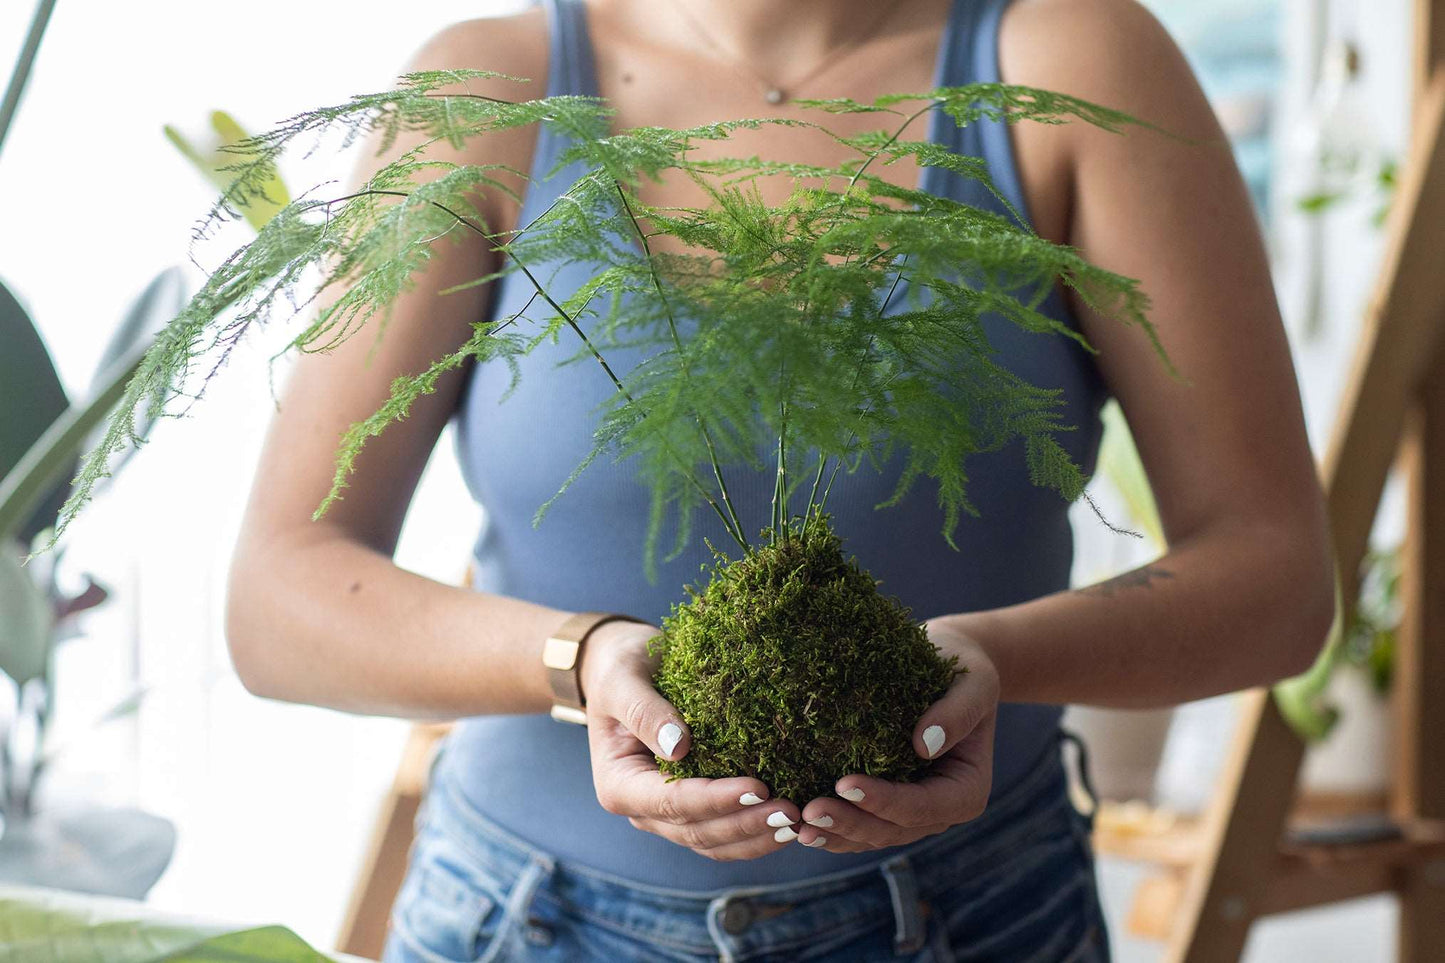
[670, 0, 907, 106]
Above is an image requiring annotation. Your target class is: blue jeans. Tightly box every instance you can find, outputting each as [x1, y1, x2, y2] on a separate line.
[382, 735, 1109, 962]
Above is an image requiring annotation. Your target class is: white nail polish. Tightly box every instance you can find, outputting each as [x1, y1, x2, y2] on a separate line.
[923, 725, 946, 759]
[804, 836, 828, 848]
[658, 722, 683, 759]
[774, 826, 799, 842]
[766, 811, 794, 828]
[805, 814, 834, 828]
[840, 787, 866, 802]
[739, 792, 765, 806]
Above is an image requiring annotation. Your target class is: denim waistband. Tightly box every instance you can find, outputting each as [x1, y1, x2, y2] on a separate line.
[415, 736, 1079, 961]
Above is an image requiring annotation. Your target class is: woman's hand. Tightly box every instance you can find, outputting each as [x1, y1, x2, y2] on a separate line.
[579, 619, 802, 860]
[794, 619, 999, 853]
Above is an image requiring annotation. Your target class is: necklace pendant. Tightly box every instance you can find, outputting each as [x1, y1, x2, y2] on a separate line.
[764, 86, 786, 106]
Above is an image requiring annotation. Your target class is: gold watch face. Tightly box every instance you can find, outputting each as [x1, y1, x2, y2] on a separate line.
[542, 636, 581, 671]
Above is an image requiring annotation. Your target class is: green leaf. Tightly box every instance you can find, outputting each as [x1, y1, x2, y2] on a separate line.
[0, 350, 146, 547]
[1297, 190, 1344, 215]
[0, 884, 348, 962]
[164, 110, 291, 232]
[1273, 565, 1346, 741]
[0, 540, 52, 687]
[0, 278, 69, 545]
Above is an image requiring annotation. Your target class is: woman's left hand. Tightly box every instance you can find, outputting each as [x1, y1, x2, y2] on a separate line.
[794, 618, 999, 853]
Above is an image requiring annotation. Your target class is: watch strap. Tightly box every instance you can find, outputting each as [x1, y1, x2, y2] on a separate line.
[543, 611, 645, 724]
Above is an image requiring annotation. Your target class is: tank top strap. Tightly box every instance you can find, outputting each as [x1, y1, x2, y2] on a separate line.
[931, 0, 1035, 228]
[543, 0, 601, 98]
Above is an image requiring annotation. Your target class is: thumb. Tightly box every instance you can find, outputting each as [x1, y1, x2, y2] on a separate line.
[913, 661, 999, 761]
[607, 666, 691, 762]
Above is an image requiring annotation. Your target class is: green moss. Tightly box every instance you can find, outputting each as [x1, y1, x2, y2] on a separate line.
[651, 511, 961, 801]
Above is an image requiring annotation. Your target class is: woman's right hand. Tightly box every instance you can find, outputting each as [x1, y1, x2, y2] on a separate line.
[578, 619, 806, 860]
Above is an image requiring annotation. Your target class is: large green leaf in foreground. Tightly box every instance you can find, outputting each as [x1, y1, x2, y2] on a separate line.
[0, 886, 354, 963]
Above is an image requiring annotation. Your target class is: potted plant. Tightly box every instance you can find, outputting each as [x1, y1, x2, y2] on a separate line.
[46, 70, 1169, 800]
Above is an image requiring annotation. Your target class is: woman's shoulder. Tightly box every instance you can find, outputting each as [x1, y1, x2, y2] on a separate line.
[397, 7, 553, 231]
[997, 0, 1218, 243]
[407, 7, 549, 91]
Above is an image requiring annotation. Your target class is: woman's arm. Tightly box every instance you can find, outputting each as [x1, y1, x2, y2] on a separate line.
[795, 0, 1335, 849]
[224, 20, 793, 860]
[224, 19, 573, 721]
[946, 0, 1335, 708]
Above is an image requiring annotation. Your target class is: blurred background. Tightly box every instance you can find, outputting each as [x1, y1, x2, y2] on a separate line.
[0, 0, 1422, 960]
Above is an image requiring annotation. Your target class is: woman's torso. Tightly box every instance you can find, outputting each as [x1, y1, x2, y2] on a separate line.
[436, 0, 1108, 889]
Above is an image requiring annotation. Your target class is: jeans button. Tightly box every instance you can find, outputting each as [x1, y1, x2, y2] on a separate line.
[525, 918, 554, 947]
[721, 899, 754, 934]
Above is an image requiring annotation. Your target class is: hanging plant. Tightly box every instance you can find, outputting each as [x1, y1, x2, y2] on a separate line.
[49, 69, 1170, 797]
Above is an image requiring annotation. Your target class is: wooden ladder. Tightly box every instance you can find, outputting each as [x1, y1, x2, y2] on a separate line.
[1099, 1, 1445, 958]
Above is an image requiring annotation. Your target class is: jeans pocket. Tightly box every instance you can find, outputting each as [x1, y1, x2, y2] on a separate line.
[390, 831, 513, 963]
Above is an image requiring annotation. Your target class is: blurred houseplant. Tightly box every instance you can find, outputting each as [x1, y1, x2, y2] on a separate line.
[1, 0, 287, 892]
[0, 268, 185, 897]
[0, 884, 365, 962]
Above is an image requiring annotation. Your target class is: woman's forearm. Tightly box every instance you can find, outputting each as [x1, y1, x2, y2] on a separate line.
[226, 530, 570, 720]
[934, 520, 1336, 709]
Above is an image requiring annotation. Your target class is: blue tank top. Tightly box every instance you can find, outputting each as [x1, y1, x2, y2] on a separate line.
[438, 0, 1108, 889]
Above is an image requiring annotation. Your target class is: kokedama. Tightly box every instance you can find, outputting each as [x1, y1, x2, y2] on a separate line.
[53, 70, 1169, 801]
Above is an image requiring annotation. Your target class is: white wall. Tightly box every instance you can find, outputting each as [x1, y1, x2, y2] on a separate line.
[1, 0, 522, 948]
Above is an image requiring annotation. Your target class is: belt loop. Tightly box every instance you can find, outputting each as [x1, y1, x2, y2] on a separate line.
[880, 854, 926, 955]
[483, 852, 557, 963]
[705, 893, 741, 963]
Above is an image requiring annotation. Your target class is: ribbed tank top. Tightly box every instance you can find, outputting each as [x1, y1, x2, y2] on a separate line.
[437, 0, 1108, 889]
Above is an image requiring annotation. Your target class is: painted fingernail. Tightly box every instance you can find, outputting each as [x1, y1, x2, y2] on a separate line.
[805, 815, 834, 828]
[840, 787, 866, 802]
[774, 826, 799, 842]
[658, 723, 683, 759]
[803, 836, 828, 848]
[923, 725, 946, 759]
[766, 811, 795, 828]
[739, 792, 765, 806]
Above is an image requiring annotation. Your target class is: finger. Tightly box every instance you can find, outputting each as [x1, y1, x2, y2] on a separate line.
[912, 662, 999, 761]
[797, 822, 948, 854]
[835, 714, 995, 829]
[594, 758, 775, 824]
[602, 669, 693, 762]
[797, 798, 914, 849]
[628, 799, 801, 852]
[695, 830, 797, 862]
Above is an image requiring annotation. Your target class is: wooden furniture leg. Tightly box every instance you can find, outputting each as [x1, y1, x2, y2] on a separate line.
[1395, 362, 1445, 962]
[336, 722, 453, 961]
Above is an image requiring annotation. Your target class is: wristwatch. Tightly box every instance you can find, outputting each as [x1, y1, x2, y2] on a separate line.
[542, 611, 646, 724]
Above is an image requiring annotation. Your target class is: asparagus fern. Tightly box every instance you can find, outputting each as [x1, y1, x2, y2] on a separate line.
[54, 69, 1166, 580]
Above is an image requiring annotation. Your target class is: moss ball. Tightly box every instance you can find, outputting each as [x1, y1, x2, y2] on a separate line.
[650, 512, 961, 802]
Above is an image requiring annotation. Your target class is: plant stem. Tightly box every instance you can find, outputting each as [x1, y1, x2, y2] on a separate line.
[805, 258, 909, 519]
[326, 186, 752, 554]
[796, 104, 935, 521]
[845, 101, 936, 192]
[613, 183, 749, 550]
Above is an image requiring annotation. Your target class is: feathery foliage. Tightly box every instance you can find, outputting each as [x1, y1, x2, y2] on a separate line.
[55, 69, 1166, 577]
[46, 67, 1178, 800]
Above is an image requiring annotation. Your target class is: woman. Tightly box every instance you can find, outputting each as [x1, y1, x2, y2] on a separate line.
[226, 0, 1334, 959]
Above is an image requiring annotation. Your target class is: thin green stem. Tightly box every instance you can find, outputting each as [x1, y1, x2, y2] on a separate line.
[845, 101, 937, 193]
[614, 183, 749, 551]
[326, 186, 751, 554]
[806, 258, 909, 518]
